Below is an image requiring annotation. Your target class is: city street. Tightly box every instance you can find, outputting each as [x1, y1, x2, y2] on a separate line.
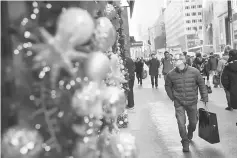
[123, 77, 237, 158]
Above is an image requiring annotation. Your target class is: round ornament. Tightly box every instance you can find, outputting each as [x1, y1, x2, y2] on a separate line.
[85, 51, 111, 82]
[56, 8, 95, 48]
[93, 17, 117, 51]
[2, 125, 43, 158]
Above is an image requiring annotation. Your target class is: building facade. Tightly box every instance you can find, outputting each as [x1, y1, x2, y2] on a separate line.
[164, 0, 186, 52]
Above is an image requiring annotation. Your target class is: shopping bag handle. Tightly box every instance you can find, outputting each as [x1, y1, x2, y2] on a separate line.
[204, 102, 210, 113]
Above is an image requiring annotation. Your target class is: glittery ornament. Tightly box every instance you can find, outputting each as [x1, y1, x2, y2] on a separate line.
[56, 7, 95, 47]
[93, 17, 117, 51]
[102, 132, 138, 158]
[85, 51, 111, 82]
[101, 86, 126, 117]
[72, 81, 103, 118]
[104, 4, 116, 20]
[2, 125, 43, 158]
[72, 136, 100, 158]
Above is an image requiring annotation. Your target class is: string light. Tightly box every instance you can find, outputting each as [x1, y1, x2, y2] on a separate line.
[46, 3, 52, 9]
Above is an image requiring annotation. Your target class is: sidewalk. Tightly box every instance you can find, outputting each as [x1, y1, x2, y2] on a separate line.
[122, 77, 237, 158]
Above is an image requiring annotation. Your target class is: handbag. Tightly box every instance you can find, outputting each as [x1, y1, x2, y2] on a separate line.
[198, 104, 220, 144]
[142, 70, 147, 79]
[213, 74, 220, 85]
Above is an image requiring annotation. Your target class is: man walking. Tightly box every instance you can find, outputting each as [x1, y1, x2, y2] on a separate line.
[125, 55, 135, 110]
[145, 53, 160, 88]
[135, 58, 144, 86]
[161, 51, 174, 80]
[165, 54, 208, 152]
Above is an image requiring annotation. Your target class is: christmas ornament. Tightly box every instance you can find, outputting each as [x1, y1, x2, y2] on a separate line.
[72, 81, 103, 118]
[2, 125, 43, 158]
[72, 136, 100, 158]
[85, 51, 110, 82]
[31, 28, 87, 88]
[56, 7, 95, 48]
[101, 86, 126, 117]
[104, 4, 117, 20]
[93, 17, 117, 51]
[102, 132, 138, 158]
[117, 110, 128, 128]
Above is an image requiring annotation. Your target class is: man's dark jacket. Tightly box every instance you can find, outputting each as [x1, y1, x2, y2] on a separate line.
[146, 58, 160, 76]
[165, 65, 208, 107]
[221, 60, 237, 109]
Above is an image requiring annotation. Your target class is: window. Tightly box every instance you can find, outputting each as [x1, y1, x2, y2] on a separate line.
[198, 5, 202, 8]
[192, 20, 196, 23]
[186, 20, 191, 23]
[199, 26, 202, 30]
[186, 27, 191, 30]
[198, 12, 202, 15]
[198, 19, 202, 22]
[193, 27, 197, 30]
[191, 5, 196, 9]
[185, 6, 190, 9]
[192, 12, 196, 16]
[185, 0, 189, 2]
[185, 13, 190, 16]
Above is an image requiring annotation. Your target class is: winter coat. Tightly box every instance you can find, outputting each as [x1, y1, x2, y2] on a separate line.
[201, 59, 210, 77]
[161, 57, 174, 75]
[208, 56, 219, 71]
[185, 56, 192, 66]
[165, 65, 208, 107]
[221, 60, 237, 109]
[217, 56, 228, 73]
[192, 57, 205, 72]
[146, 58, 160, 76]
[125, 57, 135, 78]
[135, 61, 144, 74]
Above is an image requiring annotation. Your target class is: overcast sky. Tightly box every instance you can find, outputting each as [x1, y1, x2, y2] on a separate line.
[129, 0, 164, 40]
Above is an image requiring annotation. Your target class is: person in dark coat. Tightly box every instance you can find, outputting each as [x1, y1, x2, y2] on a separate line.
[135, 58, 144, 85]
[145, 54, 160, 88]
[221, 49, 237, 110]
[165, 54, 208, 152]
[125, 56, 135, 110]
[192, 52, 205, 71]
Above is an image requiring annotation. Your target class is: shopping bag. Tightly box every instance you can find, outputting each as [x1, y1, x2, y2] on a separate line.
[142, 70, 147, 79]
[213, 74, 220, 85]
[198, 107, 220, 144]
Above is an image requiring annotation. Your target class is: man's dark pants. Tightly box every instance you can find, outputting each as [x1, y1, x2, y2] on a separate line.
[150, 75, 158, 87]
[224, 89, 231, 107]
[136, 72, 142, 85]
[174, 100, 198, 142]
[127, 75, 135, 108]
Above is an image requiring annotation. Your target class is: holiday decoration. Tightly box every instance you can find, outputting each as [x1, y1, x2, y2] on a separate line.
[72, 81, 103, 118]
[56, 7, 95, 48]
[3, 1, 137, 158]
[93, 17, 117, 51]
[2, 125, 43, 158]
[85, 52, 111, 82]
[104, 3, 117, 20]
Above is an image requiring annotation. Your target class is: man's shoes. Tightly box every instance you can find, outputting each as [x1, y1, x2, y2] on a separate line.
[155, 85, 158, 89]
[225, 107, 233, 111]
[181, 140, 189, 152]
[152, 85, 154, 88]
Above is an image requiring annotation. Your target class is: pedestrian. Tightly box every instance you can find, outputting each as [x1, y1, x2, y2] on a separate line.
[208, 52, 219, 87]
[201, 54, 211, 85]
[183, 51, 192, 66]
[145, 53, 160, 88]
[192, 52, 205, 71]
[125, 55, 135, 110]
[161, 51, 174, 81]
[221, 49, 237, 110]
[135, 58, 144, 86]
[165, 54, 208, 152]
